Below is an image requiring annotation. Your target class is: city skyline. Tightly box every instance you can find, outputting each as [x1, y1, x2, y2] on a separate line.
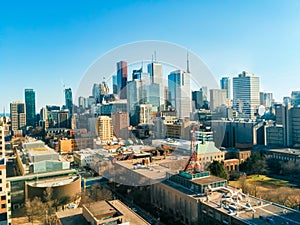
[1, 1, 300, 110]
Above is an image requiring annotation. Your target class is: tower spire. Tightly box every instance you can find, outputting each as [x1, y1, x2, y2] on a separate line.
[187, 50, 190, 73]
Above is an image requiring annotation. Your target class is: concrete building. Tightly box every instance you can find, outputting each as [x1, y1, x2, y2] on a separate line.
[0, 158, 11, 225]
[111, 112, 129, 140]
[59, 138, 94, 153]
[10, 101, 26, 136]
[127, 79, 144, 126]
[168, 70, 191, 119]
[0, 127, 4, 158]
[209, 89, 227, 111]
[233, 71, 260, 118]
[263, 148, 300, 163]
[139, 104, 152, 124]
[260, 92, 273, 108]
[56, 200, 150, 225]
[148, 62, 164, 108]
[95, 116, 113, 141]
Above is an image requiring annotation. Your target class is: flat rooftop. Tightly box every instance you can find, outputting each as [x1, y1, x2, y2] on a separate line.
[267, 148, 300, 156]
[193, 186, 300, 225]
[191, 175, 226, 186]
[56, 208, 89, 225]
[26, 175, 79, 188]
[85, 201, 118, 220]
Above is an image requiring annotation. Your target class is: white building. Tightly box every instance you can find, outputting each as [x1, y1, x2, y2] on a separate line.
[210, 89, 227, 111]
[233, 71, 260, 118]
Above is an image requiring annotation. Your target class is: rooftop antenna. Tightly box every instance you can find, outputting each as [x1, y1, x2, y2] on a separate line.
[187, 49, 190, 73]
[154, 51, 157, 63]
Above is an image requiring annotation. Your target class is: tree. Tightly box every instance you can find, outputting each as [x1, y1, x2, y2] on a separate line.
[25, 197, 45, 225]
[207, 160, 229, 180]
[239, 153, 267, 175]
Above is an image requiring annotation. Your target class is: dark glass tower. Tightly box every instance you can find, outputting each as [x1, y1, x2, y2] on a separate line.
[117, 61, 128, 99]
[64, 88, 73, 116]
[25, 89, 36, 127]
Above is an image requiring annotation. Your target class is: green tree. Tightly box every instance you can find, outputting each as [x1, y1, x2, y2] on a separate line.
[208, 160, 229, 180]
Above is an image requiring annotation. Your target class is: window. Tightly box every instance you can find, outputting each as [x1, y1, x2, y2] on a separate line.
[1, 204, 6, 209]
[1, 196, 5, 201]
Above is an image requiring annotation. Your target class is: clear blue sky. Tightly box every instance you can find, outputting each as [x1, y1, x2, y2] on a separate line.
[1, 0, 300, 112]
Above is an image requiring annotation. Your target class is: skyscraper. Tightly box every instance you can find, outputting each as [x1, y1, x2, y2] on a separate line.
[233, 71, 260, 118]
[112, 75, 118, 95]
[117, 61, 128, 99]
[148, 62, 163, 107]
[25, 89, 36, 127]
[111, 112, 129, 140]
[168, 70, 191, 119]
[10, 101, 26, 135]
[210, 89, 227, 111]
[64, 88, 73, 116]
[220, 77, 231, 99]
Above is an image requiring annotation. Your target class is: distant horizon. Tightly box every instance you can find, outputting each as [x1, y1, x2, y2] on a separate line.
[1, 1, 300, 110]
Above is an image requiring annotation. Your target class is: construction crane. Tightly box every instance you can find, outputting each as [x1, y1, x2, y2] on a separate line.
[183, 126, 198, 173]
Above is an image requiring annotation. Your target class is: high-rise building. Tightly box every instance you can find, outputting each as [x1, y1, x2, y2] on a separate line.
[78, 96, 86, 109]
[0, 126, 5, 158]
[112, 75, 118, 95]
[192, 90, 203, 110]
[39, 107, 49, 129]
[233, 71, 260, 118]
[111, 112, 129, 139]
[24, 89, 36, 127]
[10, 101, 26, 135]
[127, 79, 145, 126]
[291, 91, 300, 107]
[168, 70, 191, 119]
[58, 110, 69, 128]
[92, 83, 101, 104]
[220, 77, 231, 99]
[148, 62, 163, 107]
[0, 158, 11, 225]
[64, 88, 73, 116]
[117, 61, 128, 99]
[210, 89, 227, 111]
[260, 92, 273, 108]
[139, 104, 152, 124]
[95, 116, 113, 141]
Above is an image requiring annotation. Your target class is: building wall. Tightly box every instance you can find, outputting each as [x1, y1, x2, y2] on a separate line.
[95, 116, 113, 141]
[26, 176, 81, 201]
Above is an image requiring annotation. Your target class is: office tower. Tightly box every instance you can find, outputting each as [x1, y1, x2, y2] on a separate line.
[58, 110, 69, 128]
[10, 101, 26, 135]
[0, 126, 4, 158]
[0, 158, 11, 225]
[192, 90, 204, 110]
[127, 79, 144, 126]
[132, 67, 143, 80]
[112, 75, 118, 95]
[220, 77, 231, 99]
[39, 107, 49, 128]
[64, 88, 73, 116]
[168, 70, 191, 119]
[24, 89, 36, 127]
[78, 96, 86, 109]
[148, 62, 163, 107]
[291, 91, 300, 107]
[260, 92, 273, 108]
[117, 61, 128, 99]
[92, 83, 101, 103]
[111, 112, 129, 139]
[95, 116, 113, 141]
[233, 71, 260, 118]
[210, 89, 227, 111]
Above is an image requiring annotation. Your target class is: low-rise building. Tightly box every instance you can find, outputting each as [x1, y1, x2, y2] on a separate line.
[56, 200, 150, 225]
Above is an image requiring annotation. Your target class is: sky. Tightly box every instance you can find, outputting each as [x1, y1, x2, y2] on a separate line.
[1, 0, 300, 112]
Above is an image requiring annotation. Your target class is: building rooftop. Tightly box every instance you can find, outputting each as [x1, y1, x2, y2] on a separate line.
[56, 208, 89, 225]
[193, 186, 300, 225]
[26, 175, 79, 188]
[267, 148, 300, 156]
[84, 201, 118, 220]
[191, 175, 227, 186]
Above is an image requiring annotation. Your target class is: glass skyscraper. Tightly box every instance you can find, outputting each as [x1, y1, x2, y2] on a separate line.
[168, 70, 191, 119]
[64, 88, 73, 116]
[24, 88, 36, 127]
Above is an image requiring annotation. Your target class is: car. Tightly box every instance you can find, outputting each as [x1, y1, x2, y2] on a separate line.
[132, 207, 138, 212]
[67, 204, 76, 209]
